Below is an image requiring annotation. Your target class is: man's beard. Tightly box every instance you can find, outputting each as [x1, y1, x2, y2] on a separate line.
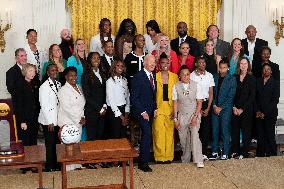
[61, 37, 74, 46]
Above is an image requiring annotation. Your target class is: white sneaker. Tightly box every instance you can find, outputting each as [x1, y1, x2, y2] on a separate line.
[203, 155, 209, 161]
[238, 155, 244, 159]
[220, 155, 228, 160]
[197, 162, 204, 168]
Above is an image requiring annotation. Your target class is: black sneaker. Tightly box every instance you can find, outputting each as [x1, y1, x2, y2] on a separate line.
[209, 152, 219, 160]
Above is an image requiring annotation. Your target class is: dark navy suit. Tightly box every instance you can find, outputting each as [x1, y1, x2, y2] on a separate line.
[211, 73, 236, 156]
[131, 69, 156, 165]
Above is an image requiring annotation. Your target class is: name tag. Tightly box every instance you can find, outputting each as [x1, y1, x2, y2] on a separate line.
[131, 61, 137, 64]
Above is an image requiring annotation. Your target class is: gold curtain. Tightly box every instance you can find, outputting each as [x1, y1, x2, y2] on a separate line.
[67, 0, 221, 49]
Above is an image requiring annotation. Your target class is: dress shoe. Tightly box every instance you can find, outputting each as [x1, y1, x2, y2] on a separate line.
[138, 164, 152, 172]
[43, 168, 53, 172]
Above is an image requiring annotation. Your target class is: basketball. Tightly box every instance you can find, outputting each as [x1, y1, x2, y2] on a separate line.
[59, 124, 81, 144]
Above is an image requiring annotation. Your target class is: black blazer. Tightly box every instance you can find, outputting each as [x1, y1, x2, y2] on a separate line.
[6, 64, 24, 97]
[81, 71, 106, 115]
[241, 38, 268, 63]
[255, 76, 279, 118]
[233, 74, 256, 112]
[130, 70, 157, 117]
[199, 39, 230, 58]
[170, 36, 201, 57]
[16, 78, 40, 123]
[99, 54, 115, 79]
[252, 60, 280, 81]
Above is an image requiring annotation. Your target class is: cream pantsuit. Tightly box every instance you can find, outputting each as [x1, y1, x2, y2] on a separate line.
[174, 81, 203, 163]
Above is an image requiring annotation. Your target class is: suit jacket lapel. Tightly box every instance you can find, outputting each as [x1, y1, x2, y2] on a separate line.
[142, 70, 154, 93]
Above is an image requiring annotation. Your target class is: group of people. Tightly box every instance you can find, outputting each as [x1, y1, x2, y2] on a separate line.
[5, 18, 280, 173]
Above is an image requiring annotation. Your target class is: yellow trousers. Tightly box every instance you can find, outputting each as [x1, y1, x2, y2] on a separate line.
[152, 114, 175, 161]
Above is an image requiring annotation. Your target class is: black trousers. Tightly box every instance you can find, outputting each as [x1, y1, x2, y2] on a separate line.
[42, 125, 59, 169]
[231, 110, 253, 157]
[199, 100, 211, 155]
[17, 120, 38, 146]
[256, 116, 277, 157]
[85, 112, 105, 141]
[107, 105, 127, 139]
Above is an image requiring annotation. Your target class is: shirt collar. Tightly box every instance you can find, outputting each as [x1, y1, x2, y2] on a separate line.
[93, 68, 100, 74]
[247, 38, 256, 44]
[144, 68, 152, 78]
[17, 63, 23, 69]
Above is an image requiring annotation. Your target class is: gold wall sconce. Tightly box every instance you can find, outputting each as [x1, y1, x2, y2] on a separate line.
[272, 8, 284, 46]
[0, 10, 12, 53]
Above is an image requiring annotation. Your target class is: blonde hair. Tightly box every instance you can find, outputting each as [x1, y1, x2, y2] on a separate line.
[21, 63, 36, 76]
[155, 33, 171, 61]
[73, 38, 86, 63]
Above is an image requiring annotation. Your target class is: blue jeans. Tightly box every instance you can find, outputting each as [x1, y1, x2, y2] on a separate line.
[211, 108, 232, 156]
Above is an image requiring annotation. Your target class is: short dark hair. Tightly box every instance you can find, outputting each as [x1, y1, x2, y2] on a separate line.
[260, 46, 271, 54]
[178, 65, 190, 76]
[26, 29, 37, 36]
[195, 56, 206, 65]
[206, 25, 219, 39]
[64, 66, 77, 76]
[159, 52, 168, 60]
[219, 57, 230, 67]
[262, 63, 271, 70]
[15, 48, 26, 57]
[179, 41, 190, 48]
[146, 20, 161, 34]
[102, 39, 113, 48]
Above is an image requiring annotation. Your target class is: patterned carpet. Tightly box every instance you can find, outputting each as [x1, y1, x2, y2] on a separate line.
[0, 156, 283, 189]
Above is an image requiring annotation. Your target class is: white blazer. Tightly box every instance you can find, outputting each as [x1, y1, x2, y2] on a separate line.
[57, 82, 85, 127]
[38, 78, 61, 126]
[24, 44, 47, 78]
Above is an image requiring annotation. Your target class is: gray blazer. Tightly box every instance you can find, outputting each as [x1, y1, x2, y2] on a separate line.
[199, 38, 230, 58]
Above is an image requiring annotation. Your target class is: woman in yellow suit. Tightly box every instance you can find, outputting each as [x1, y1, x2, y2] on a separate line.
[153, 52, 178, 163]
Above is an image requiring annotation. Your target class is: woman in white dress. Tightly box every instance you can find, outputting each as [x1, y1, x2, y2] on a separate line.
[143, 20, 161, 54]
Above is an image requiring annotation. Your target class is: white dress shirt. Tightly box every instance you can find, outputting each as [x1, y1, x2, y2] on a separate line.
[89, 34, 115, 55]
[17, 63, 22, 70]
[247, 38, 256, 63]
[106, 76, 130, 117]
[104, 54, 114, 66]
[93, 69, 107, 113]
[143, 68, 155, 89]
[93, 69, 102, 83]
[179, 35, 188, 46]
[190, 70, 215, 100]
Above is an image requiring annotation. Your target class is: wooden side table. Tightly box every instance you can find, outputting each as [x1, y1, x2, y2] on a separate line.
[56, 138, 138, 189]
[0, 145, 45, 188]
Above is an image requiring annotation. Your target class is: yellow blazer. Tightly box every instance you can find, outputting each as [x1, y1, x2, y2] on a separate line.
[155, 71, 178, 115]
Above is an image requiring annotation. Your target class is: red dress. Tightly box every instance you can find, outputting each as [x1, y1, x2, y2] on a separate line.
[174, 55, 195, 73]
[152, 50, 178, 73]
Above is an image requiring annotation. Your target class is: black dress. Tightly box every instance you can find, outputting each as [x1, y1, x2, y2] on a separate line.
[16, 77, 40, 146]
[203, 53, 218, 75]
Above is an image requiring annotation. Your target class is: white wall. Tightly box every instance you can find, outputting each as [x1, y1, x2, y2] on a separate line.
[0, 0, 69, 99]
[220, 0, 284, 119]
